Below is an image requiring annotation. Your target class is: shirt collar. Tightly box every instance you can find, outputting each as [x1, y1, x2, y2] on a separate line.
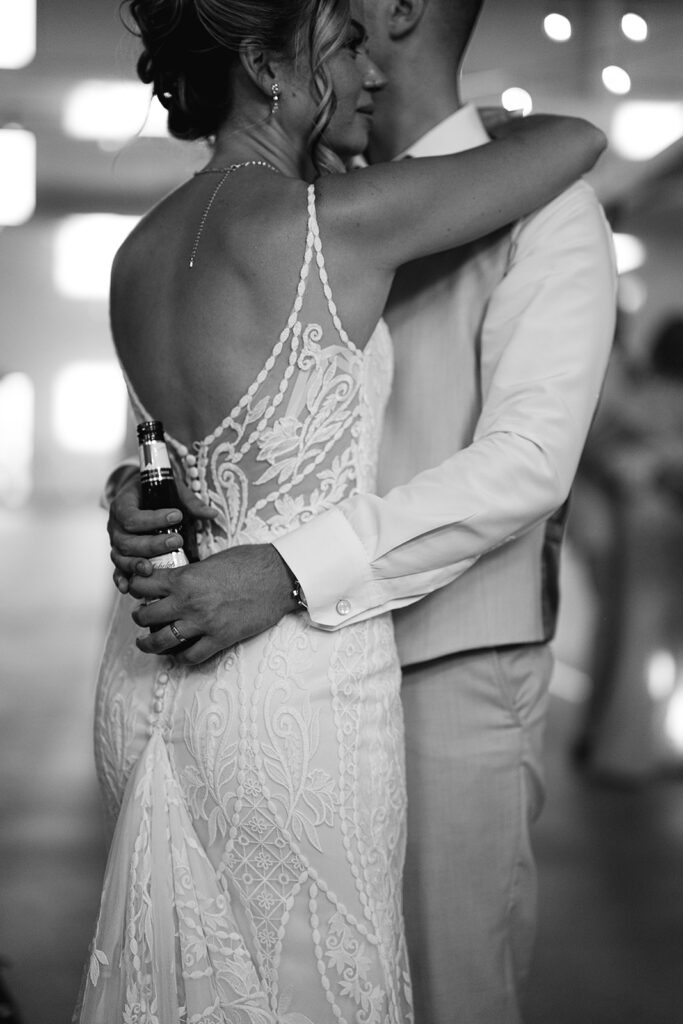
[398, 104, 490, 159]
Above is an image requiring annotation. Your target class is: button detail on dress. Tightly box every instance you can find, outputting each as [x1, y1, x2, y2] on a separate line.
[336, 598, 352, 617]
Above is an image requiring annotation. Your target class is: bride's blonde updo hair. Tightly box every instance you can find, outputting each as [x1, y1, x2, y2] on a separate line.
[122, 0, 351, 174]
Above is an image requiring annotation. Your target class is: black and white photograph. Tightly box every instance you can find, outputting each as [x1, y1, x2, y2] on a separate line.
[1, 1, 682, 1021]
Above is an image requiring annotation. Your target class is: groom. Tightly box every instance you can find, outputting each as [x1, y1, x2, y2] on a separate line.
[107, 1, 616, 1019]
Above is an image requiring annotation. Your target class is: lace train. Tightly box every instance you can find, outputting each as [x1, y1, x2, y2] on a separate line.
[74, 729, 276, 1024]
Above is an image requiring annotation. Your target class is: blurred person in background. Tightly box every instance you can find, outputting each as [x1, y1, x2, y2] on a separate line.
[571, 314, 683, 783]
[76, 0, 607, 1019]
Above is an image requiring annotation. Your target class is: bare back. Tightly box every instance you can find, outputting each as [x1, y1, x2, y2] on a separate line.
[110, 169, 392, 449]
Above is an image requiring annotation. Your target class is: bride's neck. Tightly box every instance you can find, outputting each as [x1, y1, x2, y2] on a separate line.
[210, 118, 315, 181]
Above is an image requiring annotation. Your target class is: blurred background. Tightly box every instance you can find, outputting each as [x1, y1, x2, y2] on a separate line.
[1, 0, 683, 1021]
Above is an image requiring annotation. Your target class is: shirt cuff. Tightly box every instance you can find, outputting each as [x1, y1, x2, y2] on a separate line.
[273, 507, 372, 628]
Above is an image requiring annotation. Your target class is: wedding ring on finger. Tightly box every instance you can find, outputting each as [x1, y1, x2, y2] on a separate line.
[169, 621, 189, 646]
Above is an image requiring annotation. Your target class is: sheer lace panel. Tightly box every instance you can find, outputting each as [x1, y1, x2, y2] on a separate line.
[123, 185, 392, 555]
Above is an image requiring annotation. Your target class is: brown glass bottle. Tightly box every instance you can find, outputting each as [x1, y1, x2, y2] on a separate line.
[137, 419, 189, 569]
[137, 420, 193, 651]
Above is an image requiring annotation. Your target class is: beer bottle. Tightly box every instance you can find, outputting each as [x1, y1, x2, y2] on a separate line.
[136, 419, 189, 569]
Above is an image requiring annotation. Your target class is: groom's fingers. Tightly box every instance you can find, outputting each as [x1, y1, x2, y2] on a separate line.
[108, 482, 184, 572]
[110, 526, 183, 562]
[128, 570, 177, 605]
[174, 636, 223, 665]
[135, 621, 199, 655]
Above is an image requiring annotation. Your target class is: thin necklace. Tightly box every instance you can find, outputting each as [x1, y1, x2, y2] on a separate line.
[189, 159, 280, 269]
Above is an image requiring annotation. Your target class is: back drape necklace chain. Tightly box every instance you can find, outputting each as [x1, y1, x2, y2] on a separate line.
[189, 160, 280, 269]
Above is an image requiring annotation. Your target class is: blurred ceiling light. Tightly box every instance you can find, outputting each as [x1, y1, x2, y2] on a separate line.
[53, 362, 127, 454]
[53, 214, 139, 300]
[502, 88, 533, 117]
[0, 372, 34, 508]
[664, 686, 683, 753]
[0, 0, 36, 68]
[543, 14, 572, 42]
[63, 80, 168, 141]
[647, 650, 677, 701]
[0, 127, 36, 226]
[621, 12, 648, 42]
[142, 96, 168, 137]
[602, 65, 632, 95]
[611, 101, 683, 160]
[612, 233, 646, 275]
[617, 273, 647, 315]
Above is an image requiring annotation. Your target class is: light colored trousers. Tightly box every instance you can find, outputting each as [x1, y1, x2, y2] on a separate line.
[401, 643, 553, 1024]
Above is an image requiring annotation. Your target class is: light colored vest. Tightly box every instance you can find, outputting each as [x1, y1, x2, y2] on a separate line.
[379, 228, 563, 667]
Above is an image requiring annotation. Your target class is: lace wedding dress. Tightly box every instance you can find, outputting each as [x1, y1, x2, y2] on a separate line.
[75, 185, 413, 1024]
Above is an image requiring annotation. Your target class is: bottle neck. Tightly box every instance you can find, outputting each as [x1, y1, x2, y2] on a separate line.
[138, 437, 182, 511]
[138, 437, 173, 483]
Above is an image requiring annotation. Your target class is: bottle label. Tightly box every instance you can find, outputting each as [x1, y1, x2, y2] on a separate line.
[139, 439, 172, 474]
[141, 468, 174, 486]
[150, 549, 189, 569]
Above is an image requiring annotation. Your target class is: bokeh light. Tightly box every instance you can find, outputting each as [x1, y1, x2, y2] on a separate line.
[0, 0, 36, 68]
[53, 362, 127, 453]
[611, 101, 683, 161]
[502, 88, 533, 116]
[621, 13, 648, 42]
[602, 65, 632, 95]
[543, 13, 572, 42]
[0, 127, 36, 226]
[53, 214, 140, 300]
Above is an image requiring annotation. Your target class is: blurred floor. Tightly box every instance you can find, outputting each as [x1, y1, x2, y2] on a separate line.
[1, 505, 682, 1024]
[0, 504, 111, 1024]
[525, 697, 683, 1024]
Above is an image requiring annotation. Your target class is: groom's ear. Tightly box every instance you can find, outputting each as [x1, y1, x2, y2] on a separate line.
[387, 0, 427, 39]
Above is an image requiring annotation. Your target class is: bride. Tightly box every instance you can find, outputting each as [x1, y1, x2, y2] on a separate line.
[75, 0, 605, 1020]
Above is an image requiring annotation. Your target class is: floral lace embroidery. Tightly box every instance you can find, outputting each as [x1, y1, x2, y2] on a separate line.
[83, 186, 411, 1023]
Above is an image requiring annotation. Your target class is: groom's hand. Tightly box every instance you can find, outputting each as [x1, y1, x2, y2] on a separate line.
[128, 544, 299, 664]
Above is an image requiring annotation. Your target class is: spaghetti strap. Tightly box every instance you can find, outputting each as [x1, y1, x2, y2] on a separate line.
[306, 186, 360, 355]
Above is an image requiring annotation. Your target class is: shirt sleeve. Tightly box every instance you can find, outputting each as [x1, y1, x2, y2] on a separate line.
[100, 458, 138, 510]
[274, 180, 617, 629]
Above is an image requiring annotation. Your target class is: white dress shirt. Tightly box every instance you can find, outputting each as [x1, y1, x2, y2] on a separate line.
[274, 106, 617, 635]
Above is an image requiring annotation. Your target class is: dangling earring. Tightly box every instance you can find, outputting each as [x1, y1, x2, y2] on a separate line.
[270, 81, 281, 117]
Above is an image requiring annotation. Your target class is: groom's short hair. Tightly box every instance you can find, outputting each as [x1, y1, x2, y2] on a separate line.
[427, 0, 484, 57]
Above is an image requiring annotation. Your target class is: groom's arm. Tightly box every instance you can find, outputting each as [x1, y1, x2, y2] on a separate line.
[275, 181, 617, 627]
[112, 181, 615, 657]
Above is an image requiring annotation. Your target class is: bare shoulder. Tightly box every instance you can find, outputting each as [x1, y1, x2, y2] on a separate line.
[208, 174, 311, 239]
[312, 164, 412, 281]
[110, 185, 187, 293]
[314, 163, 397, 230]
